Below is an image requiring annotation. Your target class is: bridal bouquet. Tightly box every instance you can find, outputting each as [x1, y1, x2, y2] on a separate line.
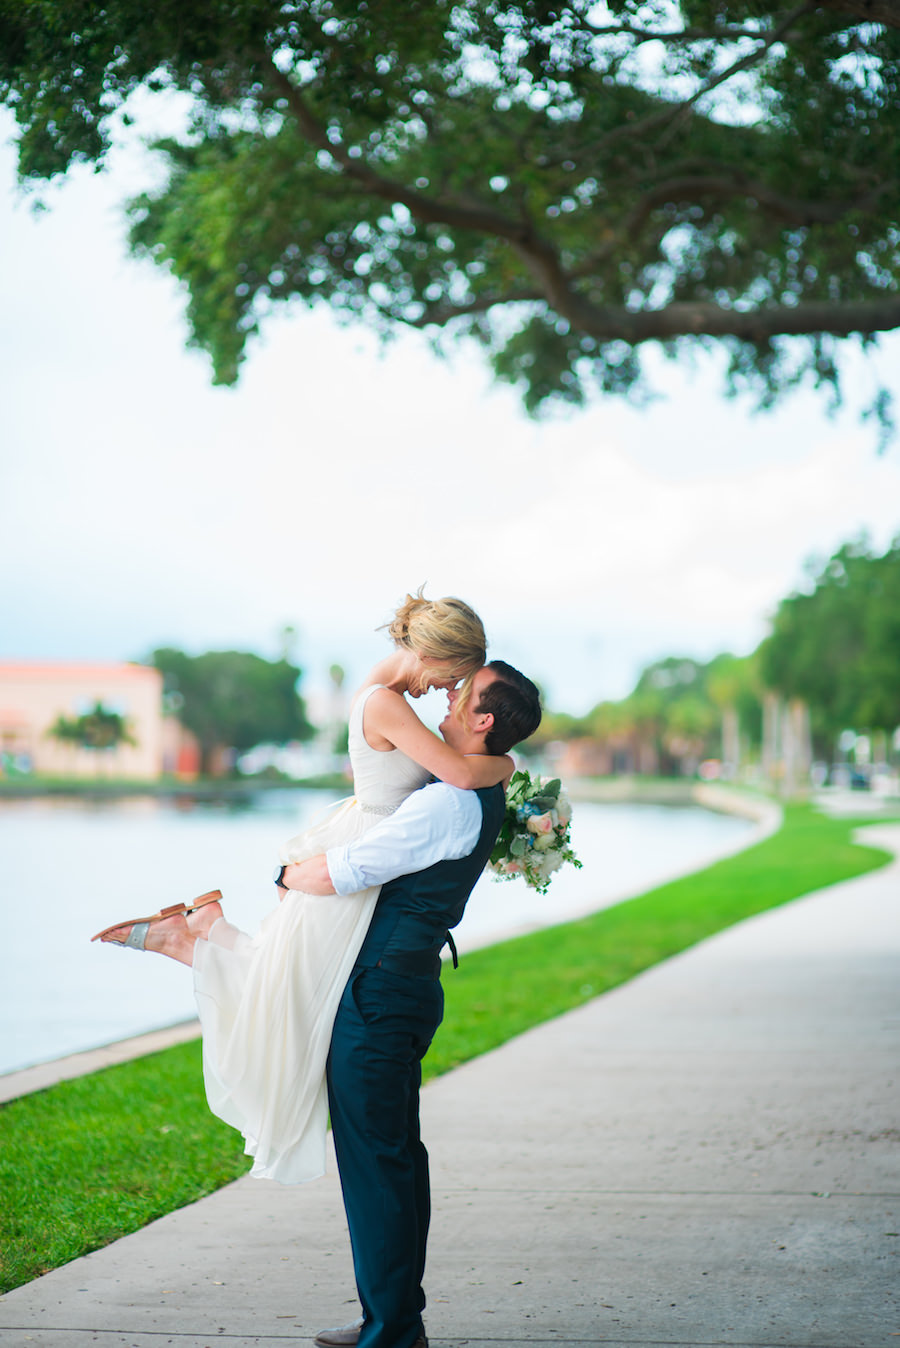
[488, 769, 582, 895]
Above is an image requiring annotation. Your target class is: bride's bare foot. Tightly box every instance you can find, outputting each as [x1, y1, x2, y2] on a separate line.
[99, 911, 198, 966]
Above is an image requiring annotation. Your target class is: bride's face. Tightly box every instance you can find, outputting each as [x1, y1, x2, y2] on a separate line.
[407, 654, 462, 699]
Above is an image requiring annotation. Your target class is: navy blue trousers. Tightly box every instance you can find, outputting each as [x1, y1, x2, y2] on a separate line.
[326, 966, 444, 1348]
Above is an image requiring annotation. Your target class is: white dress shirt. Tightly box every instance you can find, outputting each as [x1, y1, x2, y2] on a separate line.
[326, 782, 483, 896]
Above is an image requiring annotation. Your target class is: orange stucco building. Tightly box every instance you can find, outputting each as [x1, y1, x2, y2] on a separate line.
[0, 661, 165, 779]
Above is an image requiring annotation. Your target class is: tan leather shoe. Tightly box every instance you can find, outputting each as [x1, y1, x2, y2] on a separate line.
[313, 1321, 363, 1347]
[313, 1325, 426, 1348]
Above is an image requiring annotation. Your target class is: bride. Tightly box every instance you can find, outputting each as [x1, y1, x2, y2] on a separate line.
[92, 590, 512, 1183]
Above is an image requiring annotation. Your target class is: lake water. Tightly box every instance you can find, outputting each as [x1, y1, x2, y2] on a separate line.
[0, 789, 754, 1076]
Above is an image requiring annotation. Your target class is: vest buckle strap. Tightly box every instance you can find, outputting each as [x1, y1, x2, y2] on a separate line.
[444, 930, 459, 969]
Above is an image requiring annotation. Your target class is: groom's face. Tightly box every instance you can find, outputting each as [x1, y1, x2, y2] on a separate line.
[440, 666, 497, 749]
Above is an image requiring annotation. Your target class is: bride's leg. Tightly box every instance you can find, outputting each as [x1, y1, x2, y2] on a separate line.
[203, 915, 255, 954]
[185, 898, 224, 940]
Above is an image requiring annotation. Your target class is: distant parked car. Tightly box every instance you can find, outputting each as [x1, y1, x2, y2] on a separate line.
[829, 763, 869, 790]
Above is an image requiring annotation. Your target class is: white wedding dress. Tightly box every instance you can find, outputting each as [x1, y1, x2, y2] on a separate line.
[192, 685, 429, 1184]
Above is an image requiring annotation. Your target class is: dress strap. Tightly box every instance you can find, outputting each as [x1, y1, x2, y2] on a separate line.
[349, 683, 387, 742]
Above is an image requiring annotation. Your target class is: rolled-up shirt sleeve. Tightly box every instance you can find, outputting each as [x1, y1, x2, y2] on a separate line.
[326, 783, 483, 895]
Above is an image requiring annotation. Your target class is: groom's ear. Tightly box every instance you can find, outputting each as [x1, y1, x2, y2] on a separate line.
[472, 709, 494, 737]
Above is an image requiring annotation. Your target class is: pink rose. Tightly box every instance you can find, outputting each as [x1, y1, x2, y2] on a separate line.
[526, 811, 554, 835]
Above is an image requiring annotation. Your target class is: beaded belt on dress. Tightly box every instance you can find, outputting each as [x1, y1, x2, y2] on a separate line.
[357, 801, 398, 816]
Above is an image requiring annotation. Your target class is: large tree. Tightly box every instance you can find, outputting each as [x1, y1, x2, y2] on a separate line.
[2, 1, 898, 428]
[759, 535, 900, 744]
[152, 648, 315, 774]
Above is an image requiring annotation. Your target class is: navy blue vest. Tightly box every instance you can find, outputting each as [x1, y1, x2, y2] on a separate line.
[354, 783, 505, 978]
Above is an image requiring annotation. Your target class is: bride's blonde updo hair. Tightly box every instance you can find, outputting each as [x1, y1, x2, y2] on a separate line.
[384, 587, 487, 708]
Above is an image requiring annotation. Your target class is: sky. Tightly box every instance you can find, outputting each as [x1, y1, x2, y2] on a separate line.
[2, 104, 900, 719]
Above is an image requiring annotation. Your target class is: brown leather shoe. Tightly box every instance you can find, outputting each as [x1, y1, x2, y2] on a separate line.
[313, 1321, 362, 1347]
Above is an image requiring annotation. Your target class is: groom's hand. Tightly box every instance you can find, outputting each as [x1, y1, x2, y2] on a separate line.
[281, 856, 336, 896]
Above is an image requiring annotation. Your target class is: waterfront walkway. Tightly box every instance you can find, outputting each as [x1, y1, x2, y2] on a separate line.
[0, 823, 897, 1348]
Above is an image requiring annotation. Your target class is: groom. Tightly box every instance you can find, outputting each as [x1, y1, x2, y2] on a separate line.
[281, 660, 541, 1348]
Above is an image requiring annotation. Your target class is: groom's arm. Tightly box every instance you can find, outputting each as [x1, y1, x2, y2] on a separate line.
[281, 783, 482, 896]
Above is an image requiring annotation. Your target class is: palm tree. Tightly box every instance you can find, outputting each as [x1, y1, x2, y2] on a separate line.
[48, 702, 136, 776]
[706, 654, 761, 780]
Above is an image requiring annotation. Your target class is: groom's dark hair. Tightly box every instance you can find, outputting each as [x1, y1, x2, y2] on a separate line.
[477, 660, 542, 755]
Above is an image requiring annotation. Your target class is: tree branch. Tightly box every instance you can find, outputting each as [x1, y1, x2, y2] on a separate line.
[653, 3, 816, 149]
[392, 291, 544, 328]
[811, 0, 900, 27]
[583, 20, 793, 43]
[266, 53, 900, 360]
[622, 170, 891, 233]
[567, 296, 900, 345]
[269, 64, 531, 243]
[585, 1, 900, 45]
[596, 3, 814, 153]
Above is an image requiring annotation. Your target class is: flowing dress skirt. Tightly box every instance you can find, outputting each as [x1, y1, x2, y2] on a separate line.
[192, 797, 380, 1184]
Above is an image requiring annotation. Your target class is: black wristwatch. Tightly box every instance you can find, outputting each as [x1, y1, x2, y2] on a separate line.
[273, 863, 288, 888]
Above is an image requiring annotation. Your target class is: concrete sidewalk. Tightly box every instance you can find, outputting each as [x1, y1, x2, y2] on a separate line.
[1, 824, 897, 1348]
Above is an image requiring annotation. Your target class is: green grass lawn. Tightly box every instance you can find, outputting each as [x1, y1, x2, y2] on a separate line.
[0, 800, 894, 1294]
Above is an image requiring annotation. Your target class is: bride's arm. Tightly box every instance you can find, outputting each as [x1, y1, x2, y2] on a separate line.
[365, 688, 512, 788]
